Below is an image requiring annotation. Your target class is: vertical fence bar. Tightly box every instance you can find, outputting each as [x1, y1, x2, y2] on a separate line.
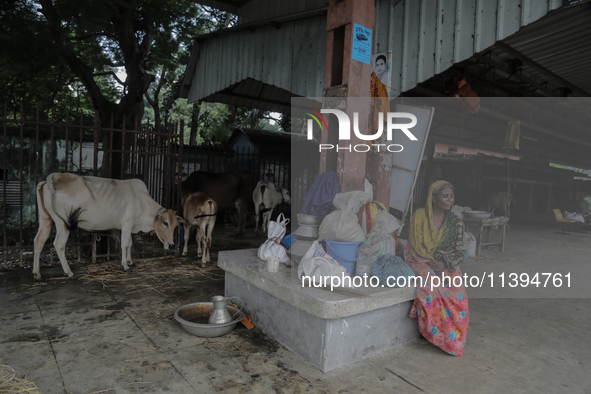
[121, 130, 126, 179]
[178, 120, 184, 208]
[132, 131, 138, 178]
[65, 109, 69, 173]
[35, 107, 40, 224]
[79, 113, 83, 175]
[120, 114, 126, 180]
[50, 108, 55, 173]
[19, 105, 24, 245]
[93, 110, 99, 176]
[144, 129, 150, 182]
[2, 104, 7, 260]
[109, 113, 115, 177]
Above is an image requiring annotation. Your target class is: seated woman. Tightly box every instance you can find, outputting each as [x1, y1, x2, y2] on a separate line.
[404, 180, 468, 356]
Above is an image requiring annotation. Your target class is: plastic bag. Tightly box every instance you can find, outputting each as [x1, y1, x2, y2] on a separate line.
[297, 241, 350, 286]
[371, 253, 415, 287]
[357, 233, 396, 262]
[356, 211, 400, 276]
[360, 201, 387, 235]
[465, 232, 476, 258]
[258, 213, 290, 263]
[318, 191, 370, 243]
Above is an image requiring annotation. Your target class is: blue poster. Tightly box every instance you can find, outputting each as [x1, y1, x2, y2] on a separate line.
[352, 23, 372, 64]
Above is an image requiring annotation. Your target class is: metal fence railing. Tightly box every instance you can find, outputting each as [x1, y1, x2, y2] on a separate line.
[1, 105, 304, 269]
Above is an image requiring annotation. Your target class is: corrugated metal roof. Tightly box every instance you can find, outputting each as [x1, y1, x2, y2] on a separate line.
[495, 3, 591, 96]
[198, 0, 328, 25]
[185, 0, 590, 111]
[184, 14, 327, 112]
[373, 0, 563, 97]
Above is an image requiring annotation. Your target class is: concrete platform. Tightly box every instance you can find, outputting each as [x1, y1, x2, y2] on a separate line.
[3, 223, 591, 393]
[218, 249, 418, 372]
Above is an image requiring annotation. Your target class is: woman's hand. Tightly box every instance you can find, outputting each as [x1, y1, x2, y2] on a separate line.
[428, 260, 446, 276]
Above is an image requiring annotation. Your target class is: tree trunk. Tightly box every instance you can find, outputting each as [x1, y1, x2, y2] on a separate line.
[189, 101, 202, 146]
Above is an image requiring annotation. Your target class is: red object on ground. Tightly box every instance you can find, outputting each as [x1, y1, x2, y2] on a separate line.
[241, 315, 255, 329]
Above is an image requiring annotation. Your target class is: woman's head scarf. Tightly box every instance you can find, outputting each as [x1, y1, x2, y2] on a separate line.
[409, 180, 454, 259]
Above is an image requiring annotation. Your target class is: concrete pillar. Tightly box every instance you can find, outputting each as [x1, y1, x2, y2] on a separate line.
[320, 0, 376, 194]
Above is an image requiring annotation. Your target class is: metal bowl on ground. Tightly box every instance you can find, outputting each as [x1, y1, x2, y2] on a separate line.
[297, 214, 322, 225]
[174, 302, 244, 338]
[463, 210, 493, 219]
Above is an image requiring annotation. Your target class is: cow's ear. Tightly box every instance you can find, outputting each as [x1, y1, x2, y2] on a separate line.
[176, 215, 184, 224]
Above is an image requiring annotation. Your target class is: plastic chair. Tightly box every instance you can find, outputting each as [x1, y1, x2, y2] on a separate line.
[553, 209, 575, 235]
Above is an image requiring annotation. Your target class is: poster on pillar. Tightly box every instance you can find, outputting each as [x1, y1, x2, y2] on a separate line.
[352, 23, 372, 64]
[372, 51, 392, 94]
[389, 103, 435, 226]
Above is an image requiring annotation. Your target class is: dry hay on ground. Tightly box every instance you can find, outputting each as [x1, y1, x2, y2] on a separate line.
[76, 256, 224, 294]
[0, 364, 41, 394]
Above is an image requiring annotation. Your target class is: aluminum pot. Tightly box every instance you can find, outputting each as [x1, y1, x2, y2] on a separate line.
[463, 210, 493, 219]
[297, 214, 322, 225]
[294, 223, 319, 238]
[174, 302, 244, 338]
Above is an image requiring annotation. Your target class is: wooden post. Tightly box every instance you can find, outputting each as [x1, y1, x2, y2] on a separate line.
[320, 0, 376, 194]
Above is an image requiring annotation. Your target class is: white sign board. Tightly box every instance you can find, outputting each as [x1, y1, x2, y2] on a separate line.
[72, 144, 103, 171]
[389, 104, 435, 224]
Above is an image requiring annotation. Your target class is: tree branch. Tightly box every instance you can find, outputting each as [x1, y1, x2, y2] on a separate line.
[38, 0, 113, 116]
[93, 71, 126, 86]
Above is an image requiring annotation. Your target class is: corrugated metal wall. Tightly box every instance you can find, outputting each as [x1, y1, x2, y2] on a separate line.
[373, 0, 562, 96]
[186, 15, 326, 105]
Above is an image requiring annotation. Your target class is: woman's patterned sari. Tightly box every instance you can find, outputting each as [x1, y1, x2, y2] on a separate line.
[404, 180, 469, 356]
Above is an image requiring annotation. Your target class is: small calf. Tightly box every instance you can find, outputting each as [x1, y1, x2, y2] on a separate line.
[182, 192, 218, 267]
[253, 180, 291, 235]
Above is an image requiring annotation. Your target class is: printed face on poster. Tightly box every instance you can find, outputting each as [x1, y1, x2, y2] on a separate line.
[372, 51, 392, 92]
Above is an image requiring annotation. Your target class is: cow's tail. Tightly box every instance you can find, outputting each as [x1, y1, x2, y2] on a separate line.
[65, 207, 84, 232]
[194, 200, 218, 219]
[258, 184, 273, 213]
[45, 174, 85, 232]
[36, 182, 54, 226]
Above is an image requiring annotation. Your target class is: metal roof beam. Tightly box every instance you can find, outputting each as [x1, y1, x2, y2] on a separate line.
[495, 41, 591, 97]
[471, 52, 558, 97]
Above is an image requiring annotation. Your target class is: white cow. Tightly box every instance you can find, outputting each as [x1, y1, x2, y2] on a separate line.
[253, 180, 291, 235]
[181, 191, 217, 267]
[33, 173, 182, 280]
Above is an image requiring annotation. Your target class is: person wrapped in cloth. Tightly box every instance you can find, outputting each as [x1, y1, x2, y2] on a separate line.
[404, 180, 469, 356]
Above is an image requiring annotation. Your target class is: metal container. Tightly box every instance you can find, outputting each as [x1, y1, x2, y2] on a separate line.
[297, 214, 322, 225]
[463, 210, 493, 219]
[208, 296, 233, 325]
[174, 302, 244, 338]
[294, 223, 320, 238]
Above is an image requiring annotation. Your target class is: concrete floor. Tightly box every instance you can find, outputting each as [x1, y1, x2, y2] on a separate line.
[1, 222, 590, 393]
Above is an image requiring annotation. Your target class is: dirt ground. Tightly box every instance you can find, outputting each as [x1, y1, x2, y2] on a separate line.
[2, 219, 591, 393]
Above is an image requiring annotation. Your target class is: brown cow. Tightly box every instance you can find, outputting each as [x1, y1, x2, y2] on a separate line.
[182, 192, 217, 267]
[485, 191, 517, 218]
[181, 171, 253, 237]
